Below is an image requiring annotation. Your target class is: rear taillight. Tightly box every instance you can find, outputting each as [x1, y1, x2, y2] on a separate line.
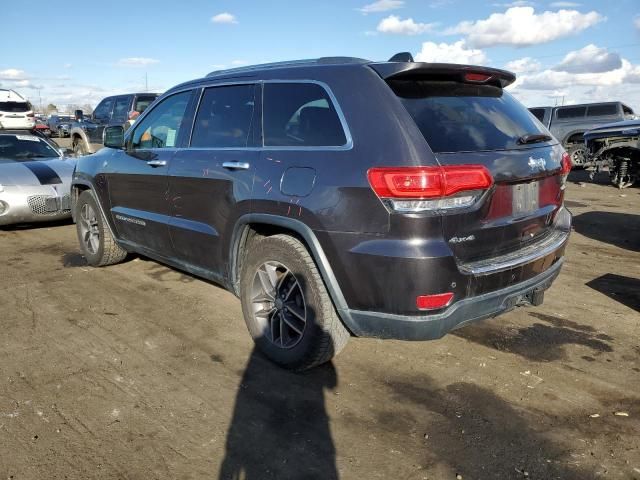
[560, 152, 572, 175]
[367, 165, 493, 212]
[26, 112, 35, 118]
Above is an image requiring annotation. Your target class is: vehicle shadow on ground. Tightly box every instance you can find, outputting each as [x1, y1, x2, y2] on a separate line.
[0, 218, 73, 232]
[454, 311, 613, 362]
[567, 169, 610, 186]
[587, 273, 640, 313]
[572, 211, 640, 252]
[218, 347, 339, 480]
[383, 375, 593, 479]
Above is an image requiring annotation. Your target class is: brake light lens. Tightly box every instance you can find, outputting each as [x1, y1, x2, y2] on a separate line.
[560, 151, 572, 175]
[465, 72, 492, 83]
[417, 292, 454, 310]
[26, 112, 35, 118]
[368, 165, 493, 212]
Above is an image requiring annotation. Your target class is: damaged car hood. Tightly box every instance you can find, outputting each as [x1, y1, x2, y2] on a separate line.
[0, 157, 76, 186]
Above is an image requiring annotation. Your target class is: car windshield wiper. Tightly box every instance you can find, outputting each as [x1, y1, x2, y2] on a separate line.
[517, 133, 553, 145]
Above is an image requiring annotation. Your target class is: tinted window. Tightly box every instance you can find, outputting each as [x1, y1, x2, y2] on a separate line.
[0, 102, 30, 112]
[112, 96, 131, 122]
[587, 104, 618, 116]
[130, 91, 191, 149]
[191, 85, 255, 148]
[134, 95, 157, 114]
[392, 80, 547, 153]
[529, 108, 546, 122]
[0, 134, 59, 161]
[263, 83, 347, 147]
[556, 106, 586, 119]
[93, 97, 114, 120]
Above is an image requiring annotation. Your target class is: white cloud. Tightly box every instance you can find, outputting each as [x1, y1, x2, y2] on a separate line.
[211, 12, 238, 24]
[0, 69, 28, 81]
[549, 2, 581, 7]
[415, 40, 487, 64]
[377, 15, 436, 35]
[448, 6, 604, 47]
[63, 63, 72, 69]
[504, 57, 541, 74]
[117, 57, 160, 66]
[553, 44, 621, 73]
[358, 0, 404, 14]
[635, 16, 640, 30]
[493, 1, 534, 7]
[231, 60, 248, 66]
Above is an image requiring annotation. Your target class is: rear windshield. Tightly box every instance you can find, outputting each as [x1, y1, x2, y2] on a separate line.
[391, 80, 549, 153]
[134, 95, 157, 113]
[0, 134, 59, 161]
[0, 102, 30, 113]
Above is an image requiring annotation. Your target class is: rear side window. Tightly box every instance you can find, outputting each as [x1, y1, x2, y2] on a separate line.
[587, 104, 618, 116]
[263, 83, 347, 147]
[391, 80, 547, 153]
[556, 106, 586, 119]
[0, 102, 30, 113]
[191, 85, 255, 148]
[529, 108, 546, 123]
[112, 96, 131, 122]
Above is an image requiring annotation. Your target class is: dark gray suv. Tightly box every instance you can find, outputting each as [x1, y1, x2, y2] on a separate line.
[71, 55, 572, 370]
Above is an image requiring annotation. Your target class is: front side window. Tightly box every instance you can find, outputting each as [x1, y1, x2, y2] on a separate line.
[191, 85, 255, 148]
[263, 83, 347, 147]
[112, 96, 131, 122]
[529, 108, 546, 123]
[93, 98, 114, 121]
[130, 91, 191, 149]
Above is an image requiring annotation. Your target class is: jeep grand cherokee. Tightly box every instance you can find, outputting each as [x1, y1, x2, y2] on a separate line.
[71, 55, 571, 370]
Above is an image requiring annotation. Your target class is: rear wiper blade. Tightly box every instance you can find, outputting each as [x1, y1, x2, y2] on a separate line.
[517, 133, 553, 145]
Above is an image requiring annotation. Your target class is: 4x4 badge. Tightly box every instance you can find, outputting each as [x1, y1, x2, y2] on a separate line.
[528, 157, 546, 170]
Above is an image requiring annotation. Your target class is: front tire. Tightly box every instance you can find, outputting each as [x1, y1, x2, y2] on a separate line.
[568, 144, 587, 168]
[239, 234, 349, 371]
[75, 190, 127, 266]
[73, 137, 88, 156]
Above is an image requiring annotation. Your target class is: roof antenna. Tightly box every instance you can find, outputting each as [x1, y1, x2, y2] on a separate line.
[388, 52, 414, 62]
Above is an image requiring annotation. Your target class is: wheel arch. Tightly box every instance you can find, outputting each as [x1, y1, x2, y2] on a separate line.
[562, 130, 586, 146]
[71, 181, 119, 241]
[229, 214, 359, 335]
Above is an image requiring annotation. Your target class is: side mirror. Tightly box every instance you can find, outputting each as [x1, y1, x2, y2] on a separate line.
[104, 125, 125, 149]
[74, 109, 84, 121]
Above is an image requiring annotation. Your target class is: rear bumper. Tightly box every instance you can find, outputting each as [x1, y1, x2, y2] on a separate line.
[346, 255, 564, 340]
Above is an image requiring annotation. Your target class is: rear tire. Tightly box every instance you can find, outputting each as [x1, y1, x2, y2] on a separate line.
[75, 190, 127, 266]
[568, 144, 587, 168]
[239, 234, 349, 371]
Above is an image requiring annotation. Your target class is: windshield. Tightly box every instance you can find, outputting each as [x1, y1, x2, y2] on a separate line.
[391, 80, 551, 153]
[0, 102, 30, 113]
[0, 134, 60, 161]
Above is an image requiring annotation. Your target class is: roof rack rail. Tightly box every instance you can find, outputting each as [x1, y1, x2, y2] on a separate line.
[206, 56, 370, 77]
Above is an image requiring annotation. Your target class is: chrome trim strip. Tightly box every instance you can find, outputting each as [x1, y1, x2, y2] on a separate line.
[458, 228, 569, 276]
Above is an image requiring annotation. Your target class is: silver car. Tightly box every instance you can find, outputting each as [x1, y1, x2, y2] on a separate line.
[0, 130, 76, 226]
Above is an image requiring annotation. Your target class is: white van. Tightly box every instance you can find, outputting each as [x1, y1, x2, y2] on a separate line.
[0, 89, 35, 129]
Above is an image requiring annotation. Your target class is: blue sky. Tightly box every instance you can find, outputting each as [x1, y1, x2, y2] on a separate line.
[1, 0, 639, 112]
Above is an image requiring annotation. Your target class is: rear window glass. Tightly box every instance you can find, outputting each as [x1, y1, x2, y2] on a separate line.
[587, 104, 618, 116]
[134, 95, 157, 113]
[529, 108, 546, 122]
[556, 106, 586, 119]
[0, 102, 30, 113]
[391, 80, 548, 153]
[263, 83, 347, 147]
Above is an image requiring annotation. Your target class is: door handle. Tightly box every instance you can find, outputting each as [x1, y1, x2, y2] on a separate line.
[222, 161, 250, 170]
[146, 160, 167, 167]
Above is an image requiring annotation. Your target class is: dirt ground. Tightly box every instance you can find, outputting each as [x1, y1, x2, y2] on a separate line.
[0, 163, 639, 479]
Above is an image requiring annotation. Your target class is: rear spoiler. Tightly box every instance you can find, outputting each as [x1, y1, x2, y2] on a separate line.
[368, 62, 516, 88]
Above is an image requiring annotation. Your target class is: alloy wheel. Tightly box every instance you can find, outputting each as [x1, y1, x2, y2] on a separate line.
[79, 203, 100, 254]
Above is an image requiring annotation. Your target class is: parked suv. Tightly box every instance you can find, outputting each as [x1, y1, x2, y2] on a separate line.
[528, 102, 635, 167]
[70, 92, 158, 155]
[0, 89, 35, 129]
[71, 56, 571, 370]
[47, 115, 73, 137]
